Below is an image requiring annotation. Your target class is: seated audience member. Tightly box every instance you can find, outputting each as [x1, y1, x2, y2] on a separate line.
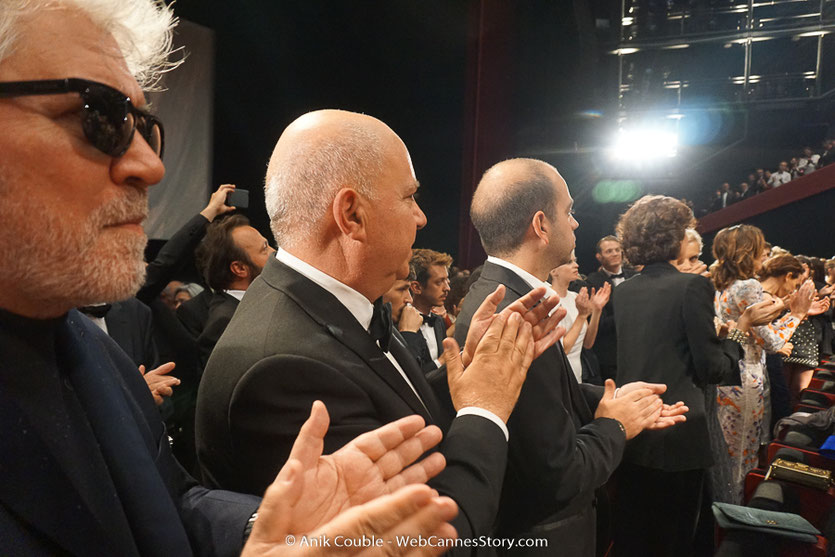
[0, 2, 459, 555]
[736, 181, 754, 202]
[408, 248, 453, 370]
[711, 182, 735, 211]
[711, 231, 815, 504]
[611, 196, 783, 554]
[797, 146, 818, 176]
[548, 252, 611, 382]
[586, 235, 638, 381]
[767, 161, 792, 188]
[196, 109, 563, 542]
[457, 158, 687, 556]
[195, 214, 274, 366]
[672, 228, 708, 275]
[819, 138, 835, 167]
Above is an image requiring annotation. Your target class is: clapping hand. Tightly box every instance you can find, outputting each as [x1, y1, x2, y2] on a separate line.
[242, 402, 457, 556]
[461, 285, 565, 368]
[589, 282, 611, 312]
[575, 288, 592, 317]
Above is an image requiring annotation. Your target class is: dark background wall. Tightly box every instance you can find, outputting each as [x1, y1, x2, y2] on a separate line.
[163, 0, 834, 276]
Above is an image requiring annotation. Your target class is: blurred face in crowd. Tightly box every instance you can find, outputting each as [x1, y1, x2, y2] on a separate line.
[550, 252, 580, 286]
[779, 272, 803, 297]
[680, 240, 701, 269]
[383, 279, 413, 323]
[231, 225, 273, 281]
[596, 240, 623, 272]
[174, 290, 192, 308]
[412, 264, 450, 309]
[0, 7, 165, 317]
[779, 161, 789, 172]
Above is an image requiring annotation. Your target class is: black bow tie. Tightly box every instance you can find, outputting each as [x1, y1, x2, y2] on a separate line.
[608, 273, 625, 280]
[422, 313, 438, 327]
[369, 298, 393, 352]
[79, 304, 112, 319]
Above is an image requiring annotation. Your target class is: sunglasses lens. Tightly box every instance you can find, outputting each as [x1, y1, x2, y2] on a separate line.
[81, 88, 133, 157]
[138, 116, 164, 160]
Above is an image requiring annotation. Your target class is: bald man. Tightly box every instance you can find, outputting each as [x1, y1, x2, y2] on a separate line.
[454, 159, 685, 556]
[196, 110, 563, 542]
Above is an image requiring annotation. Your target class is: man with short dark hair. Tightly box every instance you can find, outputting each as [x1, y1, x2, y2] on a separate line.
[408, 248, 453, 370]
[195, 214, 274, 365]
[457, 158, 684, 555]
[586, 236, 638, 381]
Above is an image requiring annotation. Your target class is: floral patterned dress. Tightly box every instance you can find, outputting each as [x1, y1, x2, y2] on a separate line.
[712, 279, 800, 503]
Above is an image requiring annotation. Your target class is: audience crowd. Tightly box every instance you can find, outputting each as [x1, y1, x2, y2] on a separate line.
[2, 1, 834, 556]
[705, 140, 835, 214]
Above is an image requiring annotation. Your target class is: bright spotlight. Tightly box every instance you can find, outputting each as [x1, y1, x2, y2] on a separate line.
[607, 128, 678, 162]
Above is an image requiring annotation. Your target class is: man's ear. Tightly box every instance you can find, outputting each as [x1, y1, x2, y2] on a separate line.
[595, 252, 603, 264]
[230, 260, 250, 279]
[332, 187, 366, 241]
[410, 280, 422, 296]
[531, 211, 549, 243]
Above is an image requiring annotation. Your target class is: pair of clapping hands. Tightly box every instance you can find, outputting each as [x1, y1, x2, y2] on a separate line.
[242, 285, 687, 556]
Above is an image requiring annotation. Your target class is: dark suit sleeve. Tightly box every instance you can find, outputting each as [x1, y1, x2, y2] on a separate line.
[110, 329, 259, 557]
[220, 355, 506, 542]
[682, 277, 743, 387]
[578, 383, 605, 412]
[136, 214, 209, 305]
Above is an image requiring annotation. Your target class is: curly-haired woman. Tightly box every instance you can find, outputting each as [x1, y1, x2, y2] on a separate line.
[611, 196, 783, 554]
[711, 226, 815, 503]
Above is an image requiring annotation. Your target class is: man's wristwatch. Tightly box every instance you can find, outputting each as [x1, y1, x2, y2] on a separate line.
[243, 512, 258, 543]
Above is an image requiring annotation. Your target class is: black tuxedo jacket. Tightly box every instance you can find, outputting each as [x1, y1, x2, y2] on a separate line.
[0, 309, 259, 556]
[178, 289, 213, 339]
[453, 262, 626, 539]
[105, 297, 159, 369]
[585, 266, 638, 375]
[136, 214, 209, 305]
[400, 315, 445, 373]
[613, 262, 743, 471]
[197, 292, 240, 367]
[195, 257, 508, 540]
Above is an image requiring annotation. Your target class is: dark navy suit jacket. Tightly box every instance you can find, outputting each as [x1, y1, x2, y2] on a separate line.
[0, 309, 259, 556]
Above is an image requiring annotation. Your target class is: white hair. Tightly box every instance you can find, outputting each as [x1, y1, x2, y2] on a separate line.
[264, 123, 384, 247]
[684, 227, 703, 253]
[0, 0, 177, 89]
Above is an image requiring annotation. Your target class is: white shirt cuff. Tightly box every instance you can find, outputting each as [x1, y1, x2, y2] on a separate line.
[456, 407, 509, 441]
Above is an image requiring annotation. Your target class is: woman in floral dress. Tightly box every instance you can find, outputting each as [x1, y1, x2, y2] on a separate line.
[710, 227, 813, 503]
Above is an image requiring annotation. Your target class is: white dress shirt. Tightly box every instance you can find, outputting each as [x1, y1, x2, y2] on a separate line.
[223, 289, 246, 301]
[277, 249, 509, 440]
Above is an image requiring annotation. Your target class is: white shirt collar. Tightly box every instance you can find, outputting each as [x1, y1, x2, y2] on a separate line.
[223, 289, 247, 301]
[486, 256, 556, 297]
[276, 248, 374, 330]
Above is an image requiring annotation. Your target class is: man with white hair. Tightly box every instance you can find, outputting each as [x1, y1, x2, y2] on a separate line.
[0, 1, 465, 555]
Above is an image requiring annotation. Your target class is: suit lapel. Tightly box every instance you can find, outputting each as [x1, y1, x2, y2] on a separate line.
[262, 259, 433, 423]
[481, 262, 589, 422]
[0, 314, 139, 556]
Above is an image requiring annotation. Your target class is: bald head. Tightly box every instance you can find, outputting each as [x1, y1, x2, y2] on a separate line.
[265, 109, 400, 247]
[471, 158, 562, 256]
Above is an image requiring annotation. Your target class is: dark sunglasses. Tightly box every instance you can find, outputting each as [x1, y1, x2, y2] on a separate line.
[0, 77, 164, 160]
